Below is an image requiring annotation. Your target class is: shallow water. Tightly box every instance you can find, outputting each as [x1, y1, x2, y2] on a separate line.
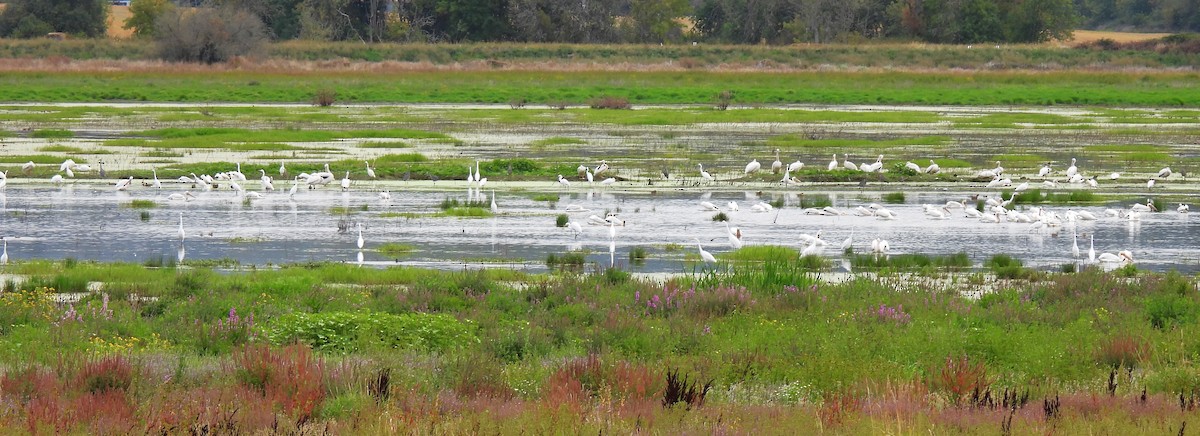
[1, 184, 1195, 273]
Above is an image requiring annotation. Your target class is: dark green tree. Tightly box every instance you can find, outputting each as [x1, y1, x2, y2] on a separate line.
[0, 0, 109, 38]
[413, 0, 511, 42]
[958, 0, 1002, 43]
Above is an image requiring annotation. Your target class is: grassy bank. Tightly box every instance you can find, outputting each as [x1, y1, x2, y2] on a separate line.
[0, 260, 1197, 432]
[0, 69, 1197, 106]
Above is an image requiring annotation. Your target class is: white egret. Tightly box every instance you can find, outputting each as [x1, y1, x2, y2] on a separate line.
[1147, 179, 1155, 190]
[230, 163, 246, 181]
[288, 181, 300, 198]
[151, 169, 162, 189]
[744, 159, 761, 175]
[727, 201, 739, 212]
[1038, 163, 1052, 178]
[467, 165, 475, 184]
[694, 238, 718, 264]
[925, 160, 940, 174]
[586, 169, 594, 183]
[357, 227, 365, 249]
[567, 221, 583, 238]
[378, 191, 392, 201]
[65, 167, 74, 178]
[490, 190, 499, 214]
[1065, 158, 1078, 178]
[259, 170, 274, 190]
[366, 161, 376, 178]
[698, 164, 714, 182]
[1, 239, 7, 265]
[1088, 234, 1096, 263]
[1071, 230, 1080, 258]
[771, 149, 783, 174]
[114, 176, 133, 191]
[725, 222, 743, 249]
[474, 160, 482, 185]
[608, 221, 617, 240]
[827, 154, 839, 171]
[178, 213, 186, 241]
[840, 231, 853, 251]
[341, 171, 351, 191]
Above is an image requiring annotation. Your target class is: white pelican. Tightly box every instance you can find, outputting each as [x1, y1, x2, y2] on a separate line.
[840, 231, 853, 251]
[566, 221, 583, 238]
[1042, 180, 1059, 188]
[341, 171, 351, 191]
[827, 154, 838, 171]
[378, 191, 391, 201]
[1147, 179, 1155, 190]
[594, 160, 609, 176]
[279, 161, 287, 177]
[788, 160, 804, 173]
[771, 149, 783, 174]
[1179, 203, 1190, 213]
[964, 208, 983, 218]
[1013, 182, 1029, 192]
[114, 176, 133, 191]
[600, 177, 616, 186]
[1038, 163, 1051, 178]
[21, 161, 35, 175]
[50, 174, 64, 184]
[1109, 172, 1120, 180]
[65, 167, 74, 178]
[1075, 211, 1097, 221]
[576, 164, 588, 178]
[700, 201, 720, 211]
[1157, 167, 1172, 178]
[58, 159, 76, 172]
[557, 174, 571, 188]
[167, 192, 194, 202]
[744, 159, 761, 175]
[727, 201, 739, 212]
[905, 161, 921, 173]
[694, 238, 717, 264]
[925, 160, 940, 174]
[842, 155, 858, 171]
[366, 161, 376, 178]
[1065, 158, 1078, 178]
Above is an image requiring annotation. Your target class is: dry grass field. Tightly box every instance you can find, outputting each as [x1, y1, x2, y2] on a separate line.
[107, 5, 133, 39]
[1071, 29, 1173, 43]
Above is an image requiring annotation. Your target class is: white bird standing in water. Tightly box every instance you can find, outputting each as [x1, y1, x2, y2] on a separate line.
[259, 169, 274, 191]
[698, 164, 714, 182]
[152, 169, 163, 189]
[694, 238, 717, 264]
[366, 161, 377, 178]
[771, 149, 783, 174]
[341, 171, 351, 191]
[0, 238, 7, 265]
[357, 227, 365, 250]
[21, 161, 35, 175]
[178, 213, 186, 241]
[557, 174, 571, 188]
[490, 190, 499, 214]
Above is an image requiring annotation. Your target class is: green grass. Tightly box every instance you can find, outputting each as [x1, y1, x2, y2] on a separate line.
[375, 243, 417, 257]
[1008, 189, 1100, 205]
[30, 129, 74, 138]
[126, 199, 157, 209]
[719, 245, 801, 263]
[850, 252, 972, 271]
[765, 135, 951, 149]
[953, 112, 1082, 128]
[531, 137, 585, 146]
[2, 69, 1198, 106]
[37, 144, 85, 153]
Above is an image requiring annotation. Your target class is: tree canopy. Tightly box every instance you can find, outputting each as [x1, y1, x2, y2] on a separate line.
[0, 0, 109, 38]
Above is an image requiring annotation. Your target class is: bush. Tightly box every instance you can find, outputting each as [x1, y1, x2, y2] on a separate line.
[0, 0, 108, 39]
[155, 6, 267, 64]
[556, 214, 569, 227]
[266, 311, 476, 352]
[589, 96, 632, 110]
[313, 88, 337, 107]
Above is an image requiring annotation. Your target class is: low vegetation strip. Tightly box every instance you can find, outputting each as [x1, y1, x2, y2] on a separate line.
[0, 70, 1196, 106]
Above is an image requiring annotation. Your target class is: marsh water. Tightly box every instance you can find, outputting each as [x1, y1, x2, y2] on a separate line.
[1, 183, 1195, 273]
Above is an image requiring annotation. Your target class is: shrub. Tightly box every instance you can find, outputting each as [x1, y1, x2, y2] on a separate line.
[1095, 335, 1151, 369]
[74, 356, 133, 394]
[928, 355, 989, 405]
[662, 368, 711, 409]
[233, 344, 326, 422]
[1146, 294, 1197, 329]
[556, 214, 569, 227]
[589, 96, 632, 110]
[155, 6, 267, 64]
[313, 88, 337, 107]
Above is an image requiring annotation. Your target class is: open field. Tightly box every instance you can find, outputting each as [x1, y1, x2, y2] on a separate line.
[0, 260, 1197, 433]
[1071, 30, 1175, 44]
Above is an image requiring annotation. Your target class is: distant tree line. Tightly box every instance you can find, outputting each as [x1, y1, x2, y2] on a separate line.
[1, 0, 1198, 47]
